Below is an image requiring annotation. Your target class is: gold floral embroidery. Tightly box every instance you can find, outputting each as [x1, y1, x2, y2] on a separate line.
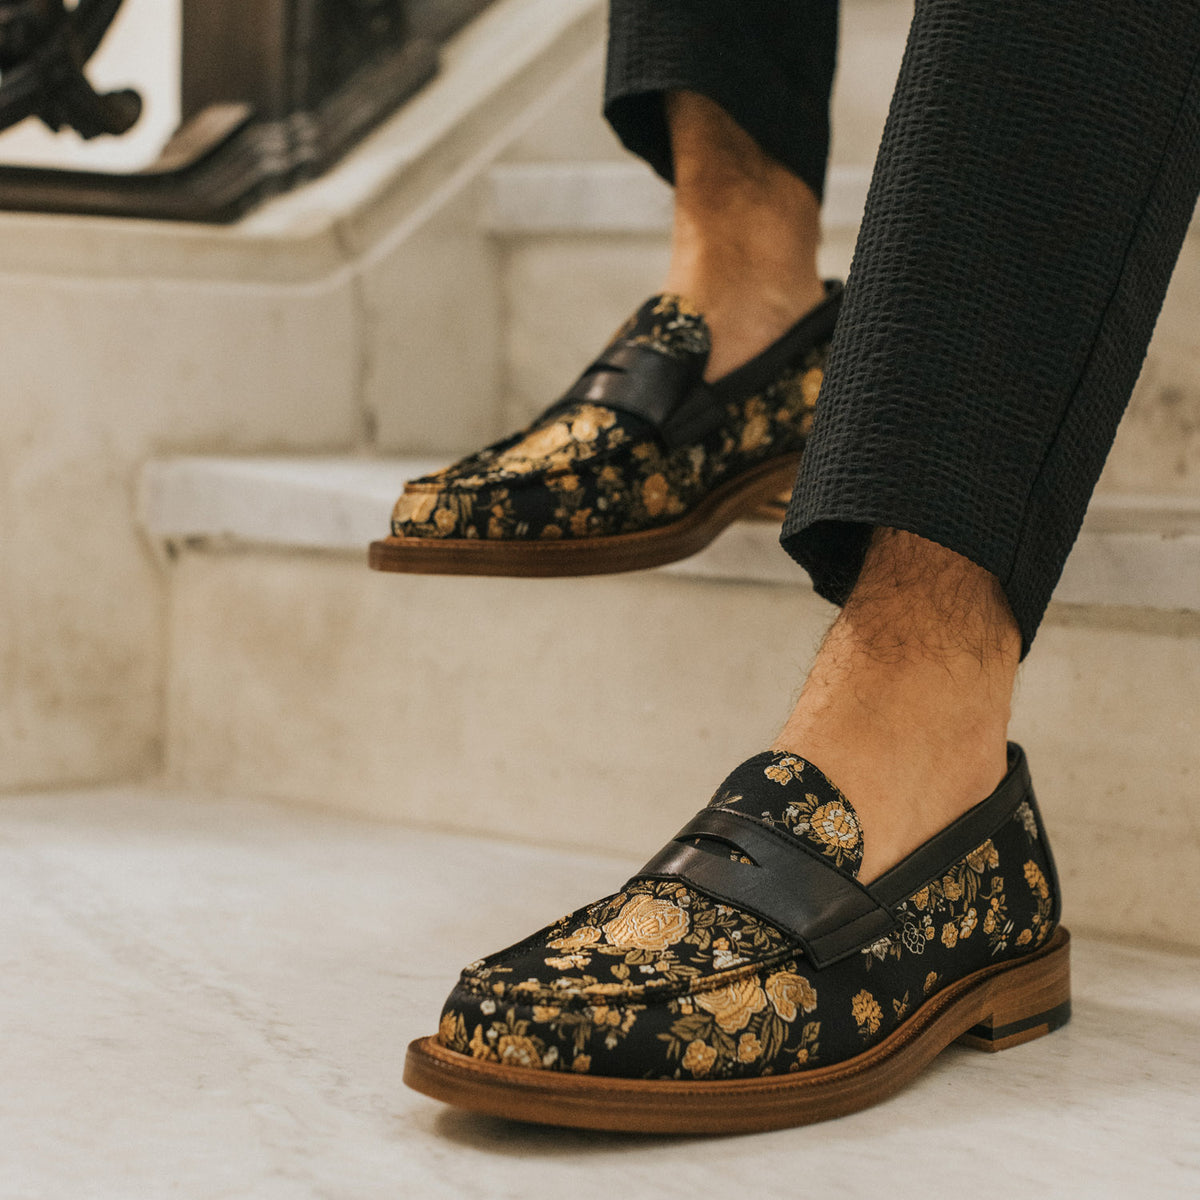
[810, 801, 860, 854]
[737, 1032, 764, 1063]
[602, 894, 690, 952]
[641, 473, 670, 517]
[765, 971, 818, 1021]
[439, 1011, 467, 1052]
[852, 990, 883, 1035]
[738, 399, 771, 452]
[548, 926, 602, 952]
[496, 1034, 543, 1069]
[694, 979, 769, 1033]
[763, 755, 805, 785]
[394, 490, 438, 524]
[1024, 860, 1050, 899]
[682, 1039, 718, 1077]
[468, 1024, 494, 1061]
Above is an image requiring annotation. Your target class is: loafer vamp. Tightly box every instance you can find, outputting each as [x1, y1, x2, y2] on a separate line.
[391, 352, 824, 541]
[437, 751, 1061, 1081]
[390, 290, 832, 542]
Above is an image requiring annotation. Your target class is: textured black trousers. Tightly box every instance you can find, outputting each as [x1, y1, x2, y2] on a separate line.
[607, 0, 1200, 653]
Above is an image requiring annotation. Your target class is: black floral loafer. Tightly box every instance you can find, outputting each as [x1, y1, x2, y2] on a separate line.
[369, 282, 842, 577]
[404, 743, 1069, 1134]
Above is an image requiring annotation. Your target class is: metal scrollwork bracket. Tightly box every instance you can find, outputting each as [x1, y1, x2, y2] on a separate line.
[0, 1, 495, 222]
[0, 0, 141, 139]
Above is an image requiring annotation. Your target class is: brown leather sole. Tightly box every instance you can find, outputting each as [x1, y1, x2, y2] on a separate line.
[369, 455, 800, 577]
[403, 926, 1070, 1135]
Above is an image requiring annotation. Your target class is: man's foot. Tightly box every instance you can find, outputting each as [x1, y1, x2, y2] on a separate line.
[369, 283, 841, 576]
[370, 87, 834, 577]
[404, 744, 1068, 1133]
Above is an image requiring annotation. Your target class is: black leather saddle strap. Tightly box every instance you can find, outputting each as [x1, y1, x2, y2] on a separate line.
[540, 280, 843, 450]
[545, 341, 721, 450]
[633, 808, 897, 969]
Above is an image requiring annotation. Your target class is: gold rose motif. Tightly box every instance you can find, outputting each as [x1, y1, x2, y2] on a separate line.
[941, 922, 959, 949]
[851, 989, 883, 1035]
[1017, 929, 1033, 946]
[571, 1054, 591, 1073]
[765, 971, 818, 1022]
[810, 801, 861, 852]
[695, 978, 769, 1033]
[923, 971, 939, 995]
[602, 894, 690, 951]
[682, 1039, 718, 1077]
[496, 1035, 543, 1069]
[434, 506, 458, 535]
[532, 1005, 561, 1024]
[394, 490, 438, 524]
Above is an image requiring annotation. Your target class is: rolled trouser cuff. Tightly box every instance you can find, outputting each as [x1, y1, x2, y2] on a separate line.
[781, 0, 1200, 655]
[604, 0, 838, 202]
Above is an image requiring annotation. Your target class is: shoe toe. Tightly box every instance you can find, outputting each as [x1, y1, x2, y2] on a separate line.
[433, 879, 805, 1080]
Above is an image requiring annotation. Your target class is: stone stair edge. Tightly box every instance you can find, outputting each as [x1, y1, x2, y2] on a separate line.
[138, 454, 1200, 612]
[483, 162, 873, 236]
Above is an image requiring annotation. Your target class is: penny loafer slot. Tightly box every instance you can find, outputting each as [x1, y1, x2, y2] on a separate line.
[635, 807, 896, 969]
[552, 342, 715, 440]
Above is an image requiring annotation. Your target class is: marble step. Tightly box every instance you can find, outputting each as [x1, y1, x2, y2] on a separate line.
[139, 454, 1200, 950]
[141, 454, 1200, 611]
[0, 0, 607, 795]
[6, 783, 1196, 1197]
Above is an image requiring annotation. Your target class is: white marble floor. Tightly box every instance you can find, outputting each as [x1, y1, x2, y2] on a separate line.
[1, 788, 1197, 1200]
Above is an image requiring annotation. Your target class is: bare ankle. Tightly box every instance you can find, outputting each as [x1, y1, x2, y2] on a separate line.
[662, 91, 825, 379]
[774, 530, 1020, 881]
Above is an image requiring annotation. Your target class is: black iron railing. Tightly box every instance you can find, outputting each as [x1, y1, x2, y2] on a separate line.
[0, 0, 494, 221]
